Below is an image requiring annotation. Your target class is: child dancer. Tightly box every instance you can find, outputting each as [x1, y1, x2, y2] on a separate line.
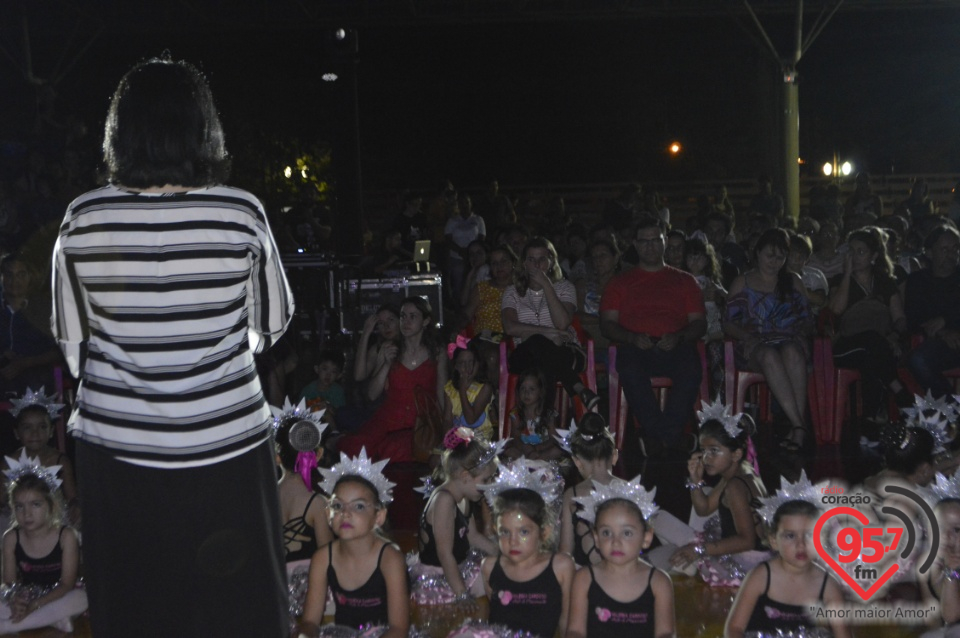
[481, 458, 575, 637]
[271, 398, 333, 564]
[444, 340, 495, 441]
[298, 449, 408, 638]
[726, 497, 849, 637]
[558, 413, 618, 567]
[920, 468, 960, 632]
[0, 451, 86, 633]
[3, 388, 78, 526]
[504, 370, 562, 462]
[411, 427, 502, 606]
[669, 400, 768, 585]
[566, 475, 674, 638]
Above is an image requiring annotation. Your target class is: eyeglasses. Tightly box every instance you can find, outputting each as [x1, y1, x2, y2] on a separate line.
[328, 500, 376, 515]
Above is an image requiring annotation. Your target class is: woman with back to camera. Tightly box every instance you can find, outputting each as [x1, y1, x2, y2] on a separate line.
[51, 57, 294, 637]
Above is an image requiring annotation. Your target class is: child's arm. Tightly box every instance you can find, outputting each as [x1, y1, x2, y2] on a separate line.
[480, 555, 495, 603]
[822, 573, 852, 638]
[25, 527, 80, 616]
[563, 564, 591, 638]
[430, 491, 470, 596]
[459, 382, 493, 427]
[687, 453, 723, 517]
[534, 414, 564, 461]
[558, 488, 575, 557]
[651, 568, 677, 638]
[723, 563, 765, 638]
[298, 543, 331, 636]
[553, 552, 577, 637]
[1, 530, 15, 586]
[380, 544, 410, 638]
[443, 389, 455, 430]
[466, 508, 498, 557]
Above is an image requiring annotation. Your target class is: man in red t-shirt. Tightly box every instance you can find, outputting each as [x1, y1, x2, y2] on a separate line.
[601, 216, 706, 453]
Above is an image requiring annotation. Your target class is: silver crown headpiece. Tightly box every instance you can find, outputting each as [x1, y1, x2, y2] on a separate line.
[697, 397, 743, 439]
[757, 470, 831, 525]
[553, 419, 579, 454]
[929, 467, 960, 504]
[904, 391, 958, 423]
[480, 457, 564, 511]
[270, 397, 327, 452]
[3, 449, 62, 493]
[905, 406, 953, 455]
[318, 448, 395, 506]
[573, 474, 658, 524]
[8, 387, 64, 420]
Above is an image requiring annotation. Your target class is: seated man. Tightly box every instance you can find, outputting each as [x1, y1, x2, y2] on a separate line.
[905, 225, 960, 398]
[601, 215, 706, 454]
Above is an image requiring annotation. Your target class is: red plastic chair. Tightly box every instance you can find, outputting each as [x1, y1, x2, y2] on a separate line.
[498, 339, 596, 441]
[607, 342, 709, 451]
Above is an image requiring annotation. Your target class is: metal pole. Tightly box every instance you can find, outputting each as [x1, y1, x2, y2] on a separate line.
[783, 76, 800, 222]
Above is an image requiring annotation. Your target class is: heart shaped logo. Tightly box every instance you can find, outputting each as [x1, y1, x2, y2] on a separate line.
[498, 590, 513, 605]
[813, 506, 899, 601]
[595, 607, 611, 622]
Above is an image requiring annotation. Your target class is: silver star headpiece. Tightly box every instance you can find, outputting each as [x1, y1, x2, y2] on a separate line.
[929, 468, 960, 504]
[269, 397, 327, 433]
[3, 450, 62, 493]
[904, 391, 957, 422]
[318, 448, 395, 506]
[757, 470, 831, 525]
[474, 436, 509, 470]
[572, 474, 658, 524]
[414, 474, 439, 500]
[553, 419, 579, 454]
[907, 409, 953, 455]
[480, 457, 564, 510]
[697, 397, 743, 439]
[8, 387, 64, 420]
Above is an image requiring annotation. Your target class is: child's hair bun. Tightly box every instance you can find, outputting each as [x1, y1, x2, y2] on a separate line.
[578, 412, 608, 437]
[738, 413, 758, 438]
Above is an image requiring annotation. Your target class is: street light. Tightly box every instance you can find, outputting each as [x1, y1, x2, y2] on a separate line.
[668, 141, 682, 156]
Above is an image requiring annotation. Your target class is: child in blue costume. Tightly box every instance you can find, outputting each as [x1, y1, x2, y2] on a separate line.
[298, 449, 408, 638]
[481, 458, 575, 638]
[566, 475, 674, 638]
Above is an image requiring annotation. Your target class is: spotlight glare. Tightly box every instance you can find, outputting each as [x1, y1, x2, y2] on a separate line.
[283, 166, 293, 179]
[822, 162, 833, 177]
[841, 161, 853, 176]
[335, 28, 347, 41]
[668, 141, 681, 155]
[322, 72, 339, 82]
[300, 169, 308, 179]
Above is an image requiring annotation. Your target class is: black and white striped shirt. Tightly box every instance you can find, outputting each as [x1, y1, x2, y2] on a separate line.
[52, 185, 294, 468]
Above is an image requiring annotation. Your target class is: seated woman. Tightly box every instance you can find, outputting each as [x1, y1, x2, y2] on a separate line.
[829, 226, 913, 421]
[501, 237, 598, 412]
[339, 297, 446, 463]
[352, 303, 401, 387]
[724, 228, 813, 452]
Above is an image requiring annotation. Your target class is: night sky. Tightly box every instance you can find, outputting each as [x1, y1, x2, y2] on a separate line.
[1, 4, 958, 192]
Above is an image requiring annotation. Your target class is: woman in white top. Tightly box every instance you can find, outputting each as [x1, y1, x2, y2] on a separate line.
[501, 237, 598, 411]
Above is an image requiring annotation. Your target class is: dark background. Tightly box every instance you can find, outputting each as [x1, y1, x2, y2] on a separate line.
[1, 2, 958, 192]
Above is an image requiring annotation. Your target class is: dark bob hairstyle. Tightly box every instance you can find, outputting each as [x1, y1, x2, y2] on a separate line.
[103, 57, 231, 188]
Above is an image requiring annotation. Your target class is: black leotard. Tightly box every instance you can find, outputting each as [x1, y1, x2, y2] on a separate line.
[488, 554, 563, 638]
[718, 475, 765, 550]
[571, 484, 597, 567]
[328, 543, 390, 630]
[744, 562, 827, 633]
[586, 565, 657, 638]
[15, 527, 65, 588]
[419, 497, 470, 566]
